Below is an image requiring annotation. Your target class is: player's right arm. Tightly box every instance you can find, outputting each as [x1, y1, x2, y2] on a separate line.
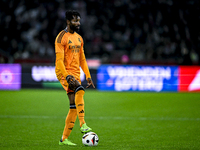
[56, 52, 68, 78]
[55, 31, 69, 79]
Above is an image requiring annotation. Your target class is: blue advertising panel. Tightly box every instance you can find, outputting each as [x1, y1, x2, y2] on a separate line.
[97, 65, 178, 92]
[0, 64, 21, 90]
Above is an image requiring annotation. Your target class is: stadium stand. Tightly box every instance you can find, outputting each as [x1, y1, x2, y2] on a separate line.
[0, 0, 199, 65]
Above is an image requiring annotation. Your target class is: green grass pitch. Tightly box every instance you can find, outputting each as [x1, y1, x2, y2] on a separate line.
[0, 89, 200, 150]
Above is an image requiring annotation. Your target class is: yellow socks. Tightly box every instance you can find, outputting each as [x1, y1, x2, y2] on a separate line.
[62, 107, 77, 141]
[62, 88, 86, 141]
[75, 90, 85, 127]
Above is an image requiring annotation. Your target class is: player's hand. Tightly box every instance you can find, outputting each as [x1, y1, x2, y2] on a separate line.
[66, 75, 75, 84]
[86, 78, 95, 88]
[66, 75, 80, 90]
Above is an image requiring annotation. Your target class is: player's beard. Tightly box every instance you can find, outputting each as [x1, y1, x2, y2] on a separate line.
[70, 24, 80, 32]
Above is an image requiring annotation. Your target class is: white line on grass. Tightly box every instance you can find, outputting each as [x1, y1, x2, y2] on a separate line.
[0, 115, 199, 121]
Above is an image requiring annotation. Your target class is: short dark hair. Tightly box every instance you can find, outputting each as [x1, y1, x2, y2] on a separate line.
[65, 10, 81, 21]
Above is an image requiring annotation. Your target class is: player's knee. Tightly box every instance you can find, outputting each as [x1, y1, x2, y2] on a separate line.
[68, 79, 81, 91]
[75, 85, 85, 94]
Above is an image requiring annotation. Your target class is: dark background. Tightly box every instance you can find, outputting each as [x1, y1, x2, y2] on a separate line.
[0, 0, 199, 65]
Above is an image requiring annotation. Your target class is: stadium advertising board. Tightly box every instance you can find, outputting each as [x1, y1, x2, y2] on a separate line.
[179, 66, 200, 92]
[97, 65, 179, 92]
[0, 64, 21, 90]
[1, 64, 199, 92]
[21, 65, 97, 88]
[31, 65, 86, 88]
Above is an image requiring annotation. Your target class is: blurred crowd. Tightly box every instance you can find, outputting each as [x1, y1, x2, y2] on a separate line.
[0, 0, 199, 65]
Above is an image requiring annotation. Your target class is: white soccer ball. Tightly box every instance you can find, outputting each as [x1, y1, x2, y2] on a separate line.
[82, 132, 99, 146]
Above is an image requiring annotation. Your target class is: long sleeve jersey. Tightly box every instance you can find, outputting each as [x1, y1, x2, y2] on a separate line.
[55, 29, 91, 82]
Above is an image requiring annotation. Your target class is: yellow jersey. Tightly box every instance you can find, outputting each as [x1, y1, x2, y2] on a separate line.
[55, 29, 91, 82]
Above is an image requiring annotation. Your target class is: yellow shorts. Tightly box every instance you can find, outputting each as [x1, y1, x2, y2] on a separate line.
[59, 76, 81, 93]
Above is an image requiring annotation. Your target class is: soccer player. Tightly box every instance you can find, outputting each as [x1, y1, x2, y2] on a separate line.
[55, 10, 95, 146]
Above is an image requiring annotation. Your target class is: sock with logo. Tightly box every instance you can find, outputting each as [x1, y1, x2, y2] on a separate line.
[75, 89, 85, 127]
[62, 104, 77, 141]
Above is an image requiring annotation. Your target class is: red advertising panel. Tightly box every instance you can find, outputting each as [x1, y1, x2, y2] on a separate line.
[179, 66, 200, 92]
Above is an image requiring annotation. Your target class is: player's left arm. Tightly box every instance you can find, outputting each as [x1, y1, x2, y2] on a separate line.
[79, 39, 95, 88]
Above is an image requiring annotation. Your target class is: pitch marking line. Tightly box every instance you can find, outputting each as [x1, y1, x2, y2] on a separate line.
[0, 115, 199, 121]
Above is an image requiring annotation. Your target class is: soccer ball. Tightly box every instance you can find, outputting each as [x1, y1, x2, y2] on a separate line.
[82, 132, 99, 146]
